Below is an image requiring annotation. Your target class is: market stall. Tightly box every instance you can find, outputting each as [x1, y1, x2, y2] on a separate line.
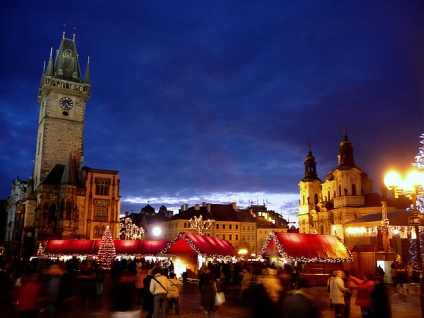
[260, 231, 352, 285]
[159, 231, 238, 277]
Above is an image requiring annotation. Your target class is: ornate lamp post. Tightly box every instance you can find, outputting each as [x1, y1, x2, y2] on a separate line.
[384, 170, 424, 318]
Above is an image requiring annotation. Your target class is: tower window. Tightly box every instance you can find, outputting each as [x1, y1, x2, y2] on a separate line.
[63, 50, 74, 58]
[95, 178, 110, 196]
[95, 201, 108, 218]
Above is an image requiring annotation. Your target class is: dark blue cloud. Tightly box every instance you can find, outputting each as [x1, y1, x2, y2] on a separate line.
[1, 1, 423, 220]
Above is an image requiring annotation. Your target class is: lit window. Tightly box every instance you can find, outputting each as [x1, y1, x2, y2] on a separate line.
[95, 178, 110, 196]
[95, 201, 108, 218]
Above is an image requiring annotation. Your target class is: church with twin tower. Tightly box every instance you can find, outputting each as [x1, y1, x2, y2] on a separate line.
[297, 129, 382, 237]
[14, 33, 121, 254]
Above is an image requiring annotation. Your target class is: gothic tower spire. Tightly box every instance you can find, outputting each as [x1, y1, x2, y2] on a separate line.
[33, 33, 90, 188]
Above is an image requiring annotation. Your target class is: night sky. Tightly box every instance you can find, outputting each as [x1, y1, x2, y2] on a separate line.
[1, 1, 423, 221]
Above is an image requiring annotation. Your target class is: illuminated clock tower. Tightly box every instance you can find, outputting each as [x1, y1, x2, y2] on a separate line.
[34, 32, 90, 188]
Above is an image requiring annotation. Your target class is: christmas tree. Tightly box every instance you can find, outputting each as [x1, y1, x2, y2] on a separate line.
[97, 226, 116, 270]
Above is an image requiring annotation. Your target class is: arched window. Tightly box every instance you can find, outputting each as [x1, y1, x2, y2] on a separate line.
[94, 226, 100, 238]
[314, 194, 318, 204]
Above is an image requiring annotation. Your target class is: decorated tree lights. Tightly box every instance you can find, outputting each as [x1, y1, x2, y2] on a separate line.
[189, 215, 215, 235]
[97, 226, 116, 270]
[120, 216, 145, 240]
[37, 243, 45, 256]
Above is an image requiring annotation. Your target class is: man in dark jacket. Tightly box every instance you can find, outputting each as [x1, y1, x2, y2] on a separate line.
[143, 269, 154, 318]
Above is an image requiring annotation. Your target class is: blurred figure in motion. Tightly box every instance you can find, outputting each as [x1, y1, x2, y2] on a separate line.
[13, 268, 43, 318]
[282, 290, 321, 318]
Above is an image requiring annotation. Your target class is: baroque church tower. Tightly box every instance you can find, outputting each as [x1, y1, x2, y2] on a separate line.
[298, 129, 377, 235]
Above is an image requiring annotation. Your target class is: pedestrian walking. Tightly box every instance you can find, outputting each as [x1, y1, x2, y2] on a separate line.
[238, 267, 252, 302]
[343, 270, 354, 318]
[259, 268, 283, 317]
[390, 263, 398, 289]
[13, 271, 43, 318]
[281, 290, 321, 318]
[371, 275, 392, 318]
[135, 267, 148, 305]
[331, 270, 349, 318]
[350, 272, 375, 318]
[200, 265, 218, 318]
[167, 272, 182, 315]
[150, 267, 169, 318]
[95, 264, 105, 295]
[327, 271, 336, 310]
[143, 269, 154, 318]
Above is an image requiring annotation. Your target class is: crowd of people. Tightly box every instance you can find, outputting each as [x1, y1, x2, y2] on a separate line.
[0, 256, 406, 318]
[0, 256, 319, 318]
[326, 268, 392, 318]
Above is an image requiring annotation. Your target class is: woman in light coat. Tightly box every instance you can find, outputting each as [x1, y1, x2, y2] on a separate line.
[331, 270, 349, 318]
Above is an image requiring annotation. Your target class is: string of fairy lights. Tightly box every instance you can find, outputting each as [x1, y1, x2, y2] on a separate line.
[259, 231, 353, 263]
[160, 232, 235, 260]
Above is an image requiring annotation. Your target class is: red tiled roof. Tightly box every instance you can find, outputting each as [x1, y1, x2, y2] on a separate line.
[260, 231, 352, 262]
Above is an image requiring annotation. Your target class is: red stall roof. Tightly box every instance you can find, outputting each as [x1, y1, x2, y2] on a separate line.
[160, 232, 238, 257]
[260, 231, 352, 263]
[44, 239, 168, 255]
[44, 240, 96, 254]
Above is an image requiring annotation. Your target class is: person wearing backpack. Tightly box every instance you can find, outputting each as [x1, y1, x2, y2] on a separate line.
[167, 272, 182, 315]
[150, 267, 169, 318]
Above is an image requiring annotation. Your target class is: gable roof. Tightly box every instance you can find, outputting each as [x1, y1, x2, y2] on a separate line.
[160, 232, 238, 257]
[260, 231, 352, 263]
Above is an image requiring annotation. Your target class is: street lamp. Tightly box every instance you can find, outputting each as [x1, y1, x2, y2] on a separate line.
[384, 169, 424, 318]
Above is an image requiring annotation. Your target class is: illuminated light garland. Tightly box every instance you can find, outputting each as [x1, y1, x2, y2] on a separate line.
[345, 225, 418, 237]
[120, 217, 145, 240]
[160, 232, 235, 260]
[259, 231, 353, 263]
[189, 215, 215, 235]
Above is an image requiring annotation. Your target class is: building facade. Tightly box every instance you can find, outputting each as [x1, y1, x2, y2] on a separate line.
[298, 129, 381, 236]
[4, 33, 120, 257]
[131, 202, 287, 257]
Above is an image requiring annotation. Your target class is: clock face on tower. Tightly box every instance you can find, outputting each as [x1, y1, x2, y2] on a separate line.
[59, 97, 74, 110]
